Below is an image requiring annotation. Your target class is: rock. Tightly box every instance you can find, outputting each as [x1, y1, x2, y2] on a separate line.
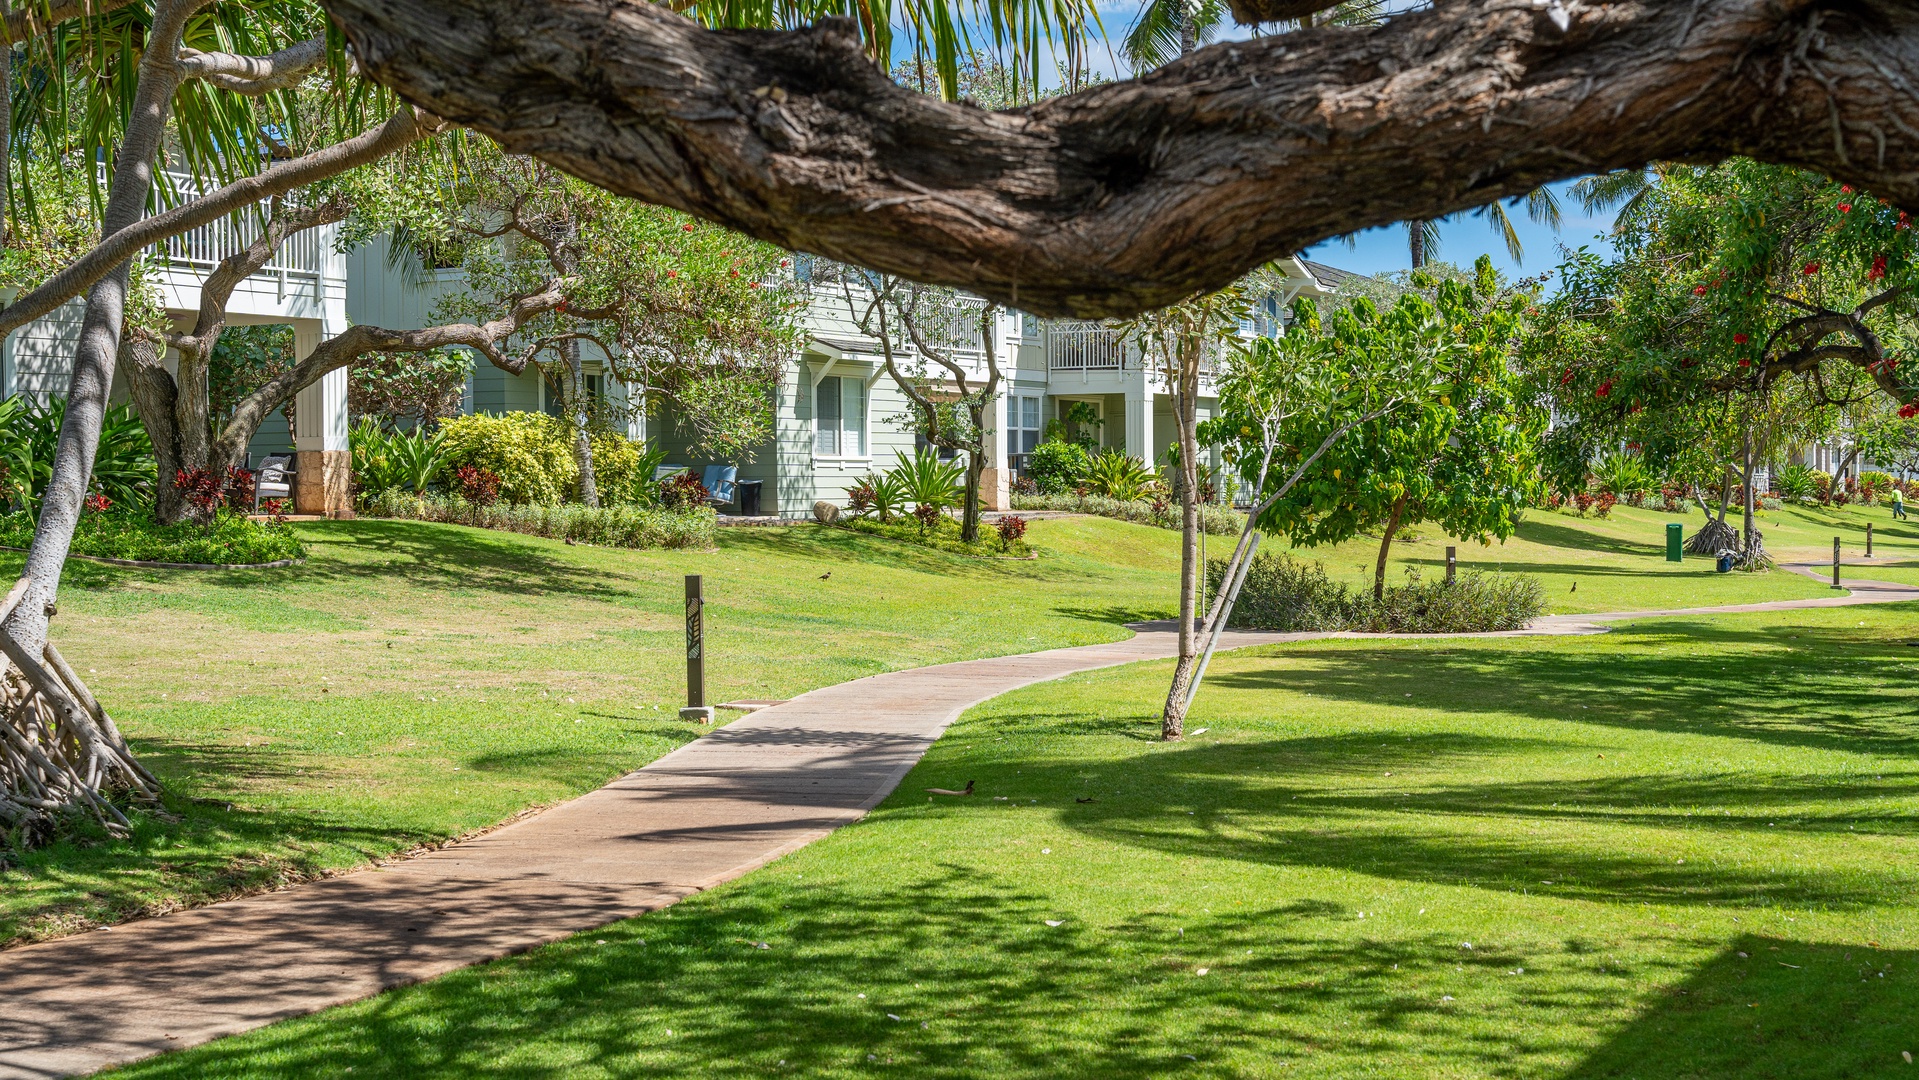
[813, 500, 840, 524]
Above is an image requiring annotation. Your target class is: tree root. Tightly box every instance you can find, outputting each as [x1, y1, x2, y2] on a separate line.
[0, 578, 161, 848]
[1685, 517, 1741, 556]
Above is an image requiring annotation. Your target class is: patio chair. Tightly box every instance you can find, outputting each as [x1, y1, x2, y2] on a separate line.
[701, 465, 738, 508]
[253, 454, 295, 510]
[654, 464, 690, 483]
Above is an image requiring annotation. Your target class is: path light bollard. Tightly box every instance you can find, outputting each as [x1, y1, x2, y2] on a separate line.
[1867, 522, 1874, 558]
[1446, 546, 1457, 584]
[682, 574, 714, 724]
[1833, 537, 1842, 590]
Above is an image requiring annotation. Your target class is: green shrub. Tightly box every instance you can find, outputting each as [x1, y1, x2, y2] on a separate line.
[1026, 440, 1089, 495]
[1010, 491, 1243, 536]
[361, 491, 715, 549]
[436, 413, 579, 505]
[1591, 451, 1653, 498]
[1207, 551, 1546, 634]
[835, 513, 1030, 558]
[0, 508, 304, 565]
[587, 432, 668, 506]
[1861, 470, 1894, 491]
[1081, 449, 1158, 501]
[1205, 551, 1357, 631]
[0, 397, 155, 515]
[890, 449, 964, 510]
[1773, 463, 1817, 500]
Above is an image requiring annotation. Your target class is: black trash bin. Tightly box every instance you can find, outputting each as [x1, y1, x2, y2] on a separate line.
[736, 479, 764, 517]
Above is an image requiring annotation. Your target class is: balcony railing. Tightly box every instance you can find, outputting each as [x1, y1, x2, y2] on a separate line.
[1047, 321, 1128, 371]
[148, 171, 331, 278]
[913, 295, 990, 359]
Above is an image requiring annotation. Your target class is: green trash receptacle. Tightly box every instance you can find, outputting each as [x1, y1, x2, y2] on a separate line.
[1666, 522, 1684, 562]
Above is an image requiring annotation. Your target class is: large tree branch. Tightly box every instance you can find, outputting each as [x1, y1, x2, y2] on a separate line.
[0, 107, 435, 339]
[321, 0, 1919, 318]
[178, 37, 326, 95]
[1, 0, 140, 44]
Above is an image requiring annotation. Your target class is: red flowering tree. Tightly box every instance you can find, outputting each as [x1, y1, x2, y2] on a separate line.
[1530, 159, 1918, 563]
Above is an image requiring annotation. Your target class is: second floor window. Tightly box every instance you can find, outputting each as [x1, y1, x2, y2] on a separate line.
[815, 374, 865, 456]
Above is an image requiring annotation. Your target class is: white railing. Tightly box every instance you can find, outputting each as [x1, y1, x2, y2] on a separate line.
[912, 294, 990, 359]
[1047, 321, 1128, 371]
[148, 171, 330, 278]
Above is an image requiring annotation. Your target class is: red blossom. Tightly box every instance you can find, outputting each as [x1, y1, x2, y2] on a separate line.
[1839, 203, 1853, 213]
[1902, 403, 1919, 419]
[1870, 255, 1889, 281]
[1802, 262, 1821, 275]
[682, 223, 695, 232]
[1560, 368, 1575, 385]
[1733, 333, 1750, 345]
[1841, 184, 1855, 194]
[1693, 285, 1708, 296]
[1739, 359, 1752, 368]
[1596, 380, 1613, 398]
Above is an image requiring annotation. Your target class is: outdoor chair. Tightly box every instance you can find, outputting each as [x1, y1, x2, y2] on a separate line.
[252, 454, 295, 510]
[654, 464, 689, 483]
[701, 465, 737, 508]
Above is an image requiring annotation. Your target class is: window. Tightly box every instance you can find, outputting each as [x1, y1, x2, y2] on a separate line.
[1011, 395, 1041, 456]
[814, 375, 865, 456]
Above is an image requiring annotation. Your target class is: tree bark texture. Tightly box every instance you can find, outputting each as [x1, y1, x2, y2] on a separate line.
[564, 337, 600, 507]
[322, 0, 1919, 318]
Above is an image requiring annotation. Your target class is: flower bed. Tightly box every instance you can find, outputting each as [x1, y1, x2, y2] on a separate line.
[0, 509, 305, 567]
[1009, 492, 1243, 536]
[361, 491, 715, 549]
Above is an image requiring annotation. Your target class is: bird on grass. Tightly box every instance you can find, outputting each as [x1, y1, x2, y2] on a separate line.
[1570, 581, 1578, 593]
[818, 571, 832, 581]
[926, 780, 975, 796]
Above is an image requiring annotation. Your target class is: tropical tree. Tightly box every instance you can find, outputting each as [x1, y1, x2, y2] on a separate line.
[1530, 159, 1919, 561]
[832, 266, 1004, 543]
[0, 0, 1094, 841]
[1183, 295, 1434, 715]
[1261, 259, 1542, 600]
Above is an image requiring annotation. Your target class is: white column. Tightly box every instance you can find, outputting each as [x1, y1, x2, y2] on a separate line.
[291, 321, 350, 516]
[1125, 384, 1154, 462]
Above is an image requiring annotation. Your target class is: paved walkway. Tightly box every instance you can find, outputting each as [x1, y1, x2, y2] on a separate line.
[2, 566, 1915, 1078]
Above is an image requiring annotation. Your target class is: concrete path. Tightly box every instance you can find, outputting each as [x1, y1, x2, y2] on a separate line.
[2, 567, 1915, 1079]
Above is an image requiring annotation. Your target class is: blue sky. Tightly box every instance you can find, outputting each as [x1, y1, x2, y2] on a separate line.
[1300, 180, 1622, 286]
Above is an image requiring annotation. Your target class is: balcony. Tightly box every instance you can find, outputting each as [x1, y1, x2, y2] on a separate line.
[1046, 321, 1129, 371]
[149, 172, 333, 282]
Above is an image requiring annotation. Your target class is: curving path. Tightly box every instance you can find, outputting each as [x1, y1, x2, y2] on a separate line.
[2, 567, 1916, 1079]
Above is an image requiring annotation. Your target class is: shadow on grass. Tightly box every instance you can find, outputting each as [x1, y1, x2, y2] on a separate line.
[96, 866, 1594, 1079]
[103, 867, 1919, 1079]
[935, 729, 1911, 910]
[1209, 619, 1919, 758]
[1513, 518, 1662, 558]
[1562, 936, 1919, 1080]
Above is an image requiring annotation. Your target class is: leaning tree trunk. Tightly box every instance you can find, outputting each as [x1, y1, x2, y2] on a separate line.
[0, 0, 192, 842]
[959, 436, 983, 544]
[1738, 428, 1770, 569]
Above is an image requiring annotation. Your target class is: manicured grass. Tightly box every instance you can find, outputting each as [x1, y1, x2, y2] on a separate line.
[113, 602, 1919, 1079]
[0, 516, 1179, 945]
[1, 508, 1886, 946]
[1265, 501, 1916, 614]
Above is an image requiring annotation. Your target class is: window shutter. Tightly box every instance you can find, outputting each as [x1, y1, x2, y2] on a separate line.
[815, 376, 842, 455]
[843, 377, 865, 456]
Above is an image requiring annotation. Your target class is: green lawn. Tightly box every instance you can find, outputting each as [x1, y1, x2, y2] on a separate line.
[0, 506, 1891, 948]
[112, 602, 1919, 1079]
[0, 516, 1181, 945]
[1267, 501, 1917, 614]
